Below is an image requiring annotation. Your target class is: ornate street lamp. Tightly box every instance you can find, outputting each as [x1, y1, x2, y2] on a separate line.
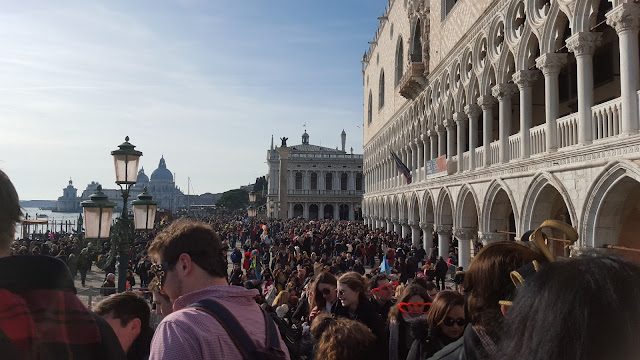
[249, 191, 257, 203]
[110, 136, 142, 292]
[132, 188, 158, 231]
[80, 185, 117, 241]
[248, 205, 257, 218]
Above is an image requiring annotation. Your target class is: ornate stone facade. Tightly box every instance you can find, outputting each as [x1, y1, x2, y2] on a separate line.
[362, 0, 640, 266]
[266, 131, 364, 220]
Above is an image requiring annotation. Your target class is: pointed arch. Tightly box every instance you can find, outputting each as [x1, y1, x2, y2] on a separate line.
[520, 172, 577, 232]
[481, 179, 519, 236]
[436, 187, 455, 226]
[456, 184, 481, 229]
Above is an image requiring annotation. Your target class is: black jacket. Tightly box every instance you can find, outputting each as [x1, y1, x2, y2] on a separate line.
[435, 259, 449, 277]
[426, 325, 489, 360]
[406, 319, 458, 360]
[334, 298, 388, 360]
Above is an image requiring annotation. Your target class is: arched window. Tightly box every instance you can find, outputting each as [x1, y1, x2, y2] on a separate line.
[295, 172, 303, 190]
[379, 70, 385, 109]
[310, 172, 318, 190]
[325, 173, 333, 190]
[368, 91, 373, 125]
[355, 173, 363, 190]
[395, 37, 404, 87]
[340, 173, 348, 190]
[411, 19, 422, 62]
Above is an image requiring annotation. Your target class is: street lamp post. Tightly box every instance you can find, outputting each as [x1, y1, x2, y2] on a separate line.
[132, 188, 158, 231]
[80, 185, 117, 246]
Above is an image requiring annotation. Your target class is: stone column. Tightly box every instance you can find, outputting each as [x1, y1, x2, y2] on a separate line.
[464, 104, 482, 171]
[436, 225, 452, 259]
[393, 219, 401, 234]
[386, 219, 394, 233]
[334, 204, 339, 220]
[454, 228, 475, 270]
[436, 125, 446, 157]
[421, 134, 429, 164]
[536, 53, 567, 152]
[444, 119, 456, 160]
[303, 203, 309, 219]
[513, 70, 539, 159]
[607, 3, 640, 135]
[401, 221, 410, 239]
[454, 112, 468, 172]
[478, 95, 497, 167]
[428, 130, 438, 160]
[420, 223, 434, 253]
[566, 31, 602, 145]
[276, 146, 292, 220]
[410, 222, 421, 247]
[417, 137, 424, 179]
[492, 83, 518, 163]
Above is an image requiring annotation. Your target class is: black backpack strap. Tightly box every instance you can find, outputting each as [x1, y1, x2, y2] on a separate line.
[189, 299, 256, 359]
[189, 299, 284, 359]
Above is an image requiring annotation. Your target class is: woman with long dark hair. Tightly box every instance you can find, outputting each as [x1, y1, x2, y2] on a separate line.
[388, 284, 431, 360]
[308, 272, 339, 322]
[407, 291, 466, 360]
[499, 256, 640, 360]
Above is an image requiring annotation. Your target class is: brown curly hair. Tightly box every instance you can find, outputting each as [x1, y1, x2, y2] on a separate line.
[311, 313, 376, 360]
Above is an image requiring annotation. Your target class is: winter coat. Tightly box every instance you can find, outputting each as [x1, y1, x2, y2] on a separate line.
[406, 319, 458, 360]
[334, 298, 388, 360]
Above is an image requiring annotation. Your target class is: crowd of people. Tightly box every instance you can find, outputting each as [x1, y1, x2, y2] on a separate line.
[1, 168, 640, 360]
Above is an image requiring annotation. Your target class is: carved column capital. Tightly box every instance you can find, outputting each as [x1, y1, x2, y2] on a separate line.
[491, 83, 518, 101]
[477, 95, 497, 109]
[453, 227, 476, 240]
[443, 119, 456, 130]
[606, 3, 640, 34]
[453, 112, 468, 126]
[427, 129, 438, 138]
[512, 69, 540, 89]
[419, 222, 433, 231]
[436, 224, 452, 236]
[479, 232, 507, 245]
[408, 220, 420, 228]
[566, 32, 603, 57]
[464, 104, 482, 119]
[435, 124, 446, 133]
[535, 53, 568, 76]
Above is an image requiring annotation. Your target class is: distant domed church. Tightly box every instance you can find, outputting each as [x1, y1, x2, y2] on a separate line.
[61, 156, 186, 213]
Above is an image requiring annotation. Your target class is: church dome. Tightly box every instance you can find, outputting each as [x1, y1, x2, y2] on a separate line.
[302, 131, 309, 144]
[136, 167, 149, 184]
[150, 157, 173, 182]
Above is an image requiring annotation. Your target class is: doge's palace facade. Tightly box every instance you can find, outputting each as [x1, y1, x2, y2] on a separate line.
[362, 0, 640, 268]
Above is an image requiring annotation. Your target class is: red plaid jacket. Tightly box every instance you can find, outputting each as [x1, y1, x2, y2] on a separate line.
[0, 256, 125, 360]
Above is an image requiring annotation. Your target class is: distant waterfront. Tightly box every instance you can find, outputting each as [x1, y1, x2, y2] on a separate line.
[15, 207, 120, 240]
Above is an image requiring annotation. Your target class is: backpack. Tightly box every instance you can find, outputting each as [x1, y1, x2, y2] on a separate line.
[231, 251, 239, 263]
[189, 299, 287, 360]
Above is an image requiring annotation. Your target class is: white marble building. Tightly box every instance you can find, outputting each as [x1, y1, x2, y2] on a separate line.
[266, 131, 364, 220]
[362, 0, 640, 268]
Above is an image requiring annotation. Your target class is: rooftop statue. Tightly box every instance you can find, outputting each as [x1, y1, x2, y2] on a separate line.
[280, 137, 288, 147]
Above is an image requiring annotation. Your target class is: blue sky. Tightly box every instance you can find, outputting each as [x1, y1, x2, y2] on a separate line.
[0, 0, 384, 200]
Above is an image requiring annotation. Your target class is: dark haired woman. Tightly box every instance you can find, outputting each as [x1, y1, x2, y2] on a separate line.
[308, 272, 341, 322]
[388, 284, 431, 360]
[407, 291, 465, 360]
[499, 255, 640, 360]
[334, 271, 387, 360]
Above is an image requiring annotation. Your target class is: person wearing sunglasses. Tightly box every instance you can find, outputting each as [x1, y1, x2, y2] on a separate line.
[308, 272, 341, 322]
[406, 291, 465, 360]
[368, 274, 397, 323]
[388, 284, 431, 360]
[147, 219, 290, 360]
[423, 242, 546, 360]
[334, 272, 387, 360]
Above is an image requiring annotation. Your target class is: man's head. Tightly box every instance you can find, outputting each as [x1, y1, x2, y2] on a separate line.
[369, 274, 393, 302]
[148, 219, 227, 302]
[0, 170, 21, 256]
[94, 292, 150, 353]
[425, 281, 438, 298]
[107, 273, 116, 282]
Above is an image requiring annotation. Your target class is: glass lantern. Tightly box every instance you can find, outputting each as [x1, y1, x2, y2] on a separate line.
[132, 188, 158, 230]
[80, 185, 117, 239]
[111, 136, 143, 185]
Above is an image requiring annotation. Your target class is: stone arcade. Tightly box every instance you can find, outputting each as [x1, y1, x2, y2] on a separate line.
[362, 0, 640, 268]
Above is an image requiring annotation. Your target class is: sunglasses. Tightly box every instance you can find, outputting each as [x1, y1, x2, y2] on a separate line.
[398, 302, 432, 313]
[321, 288, 335, 296]
[151, 262, 170, 291]
[371, 282, 399, 296]
[442, 317, 467, 327]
